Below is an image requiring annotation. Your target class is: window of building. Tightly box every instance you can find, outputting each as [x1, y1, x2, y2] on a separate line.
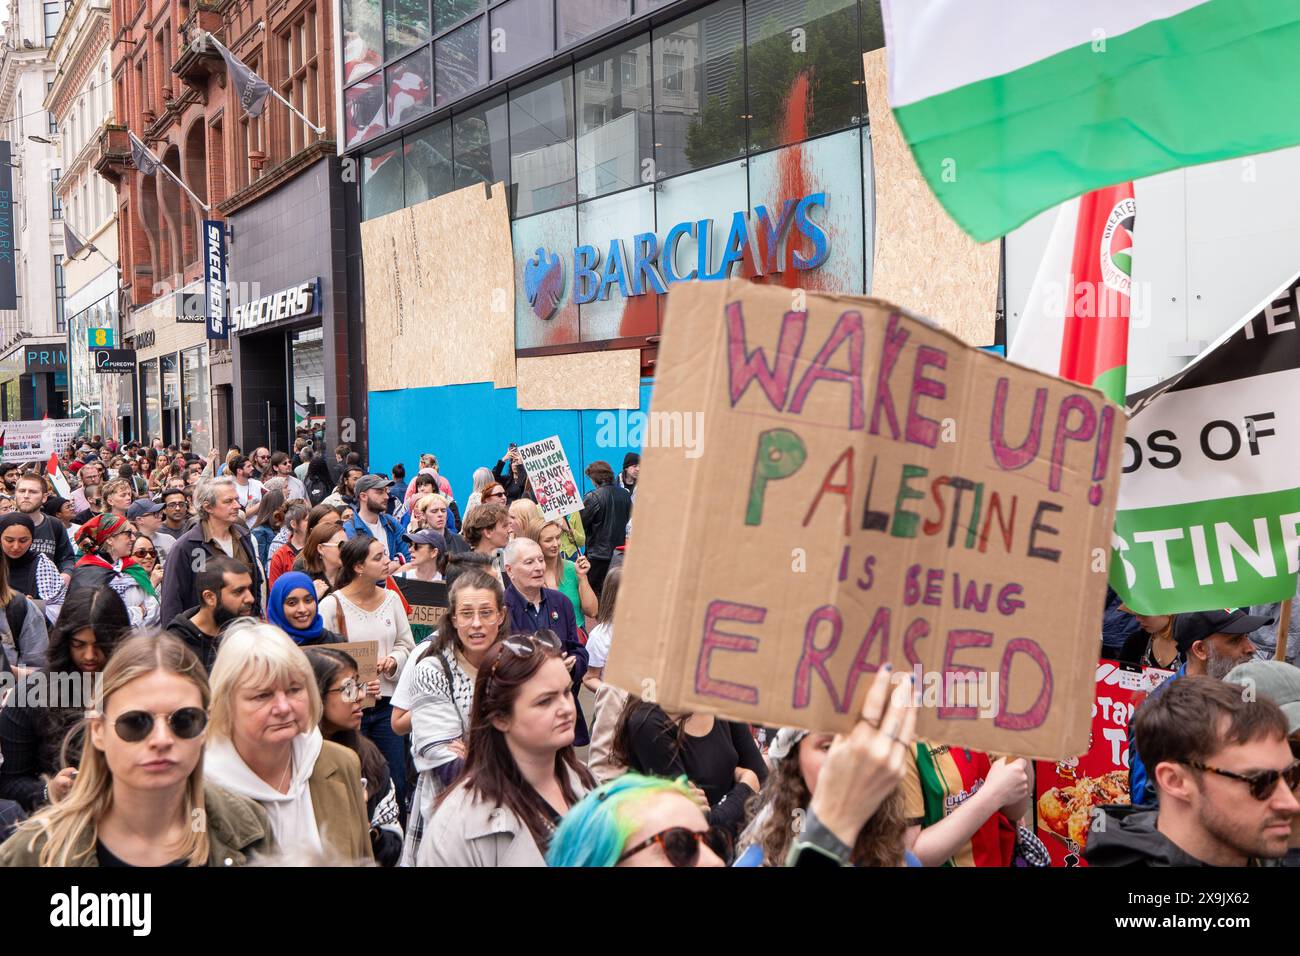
[557, 0, 628, 49]
[434, 17, 486, 106]
[43, 1, 61, 45]
[575, 36, 651, 201]
[489, 0, 551, 78]
[361, 147, 404, 220]
[509, 69, 575, 216]
[403, 119, 453, 205]
[451, 93, 508, 191]
[181, 347, 211, 455]
[341, 0, 383, 84]
[385, 0, 429, 61]
[434, 0, 481, 34]
[46, 79, 57, 134]
[281, 7, 321, 154]
[653, 0, 746, 179]
[745, 0, 861, 150]
[237, 54, 266, 184]
[386, 48, 432, 126]
[662, 52, 683, 93]
[51, 168, 62, 219]
[53, 254, 66, 332]
[344, 74, 385, 148]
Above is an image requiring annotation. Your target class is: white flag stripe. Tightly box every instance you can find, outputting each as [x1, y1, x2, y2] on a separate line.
[881, 0, 1211, 107]
[1006, 198, 1077, 376]
[1118, 367, 1300, 511]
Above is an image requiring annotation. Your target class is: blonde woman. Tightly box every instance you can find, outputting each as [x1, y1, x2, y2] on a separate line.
[0, 633, 275, 867]
[203, 621, 372, 861]
[508, 498, 545, 543]
[539, 518, 597, 631]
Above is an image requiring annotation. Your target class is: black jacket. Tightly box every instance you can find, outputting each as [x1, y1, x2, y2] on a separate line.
[1084, 806, 1212, 866]
[28, 515, 74, 574]
[167, 609, 224, 674]
[158, 520, 263, 626]
[492, 459, 527, 501]
[581, 483, 632, 560]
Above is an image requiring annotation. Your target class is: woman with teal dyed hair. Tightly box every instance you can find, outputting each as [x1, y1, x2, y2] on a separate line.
[546, 773, 729, 868]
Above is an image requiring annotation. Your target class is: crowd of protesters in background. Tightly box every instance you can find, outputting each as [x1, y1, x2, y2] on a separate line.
[0, 432, 1296, 870]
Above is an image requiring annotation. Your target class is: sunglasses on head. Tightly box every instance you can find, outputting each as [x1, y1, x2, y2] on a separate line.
[112, 707, 208, 743]
[1182, 758, 1300, 800]
[618, 826, 731, 867]
[487, 631, 563, 685]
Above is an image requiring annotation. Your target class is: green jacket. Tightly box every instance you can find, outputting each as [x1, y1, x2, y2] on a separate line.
[0, 783, 275, 867]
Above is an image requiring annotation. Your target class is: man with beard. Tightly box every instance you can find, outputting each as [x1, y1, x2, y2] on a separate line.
[165, 555, 256, 672]
[1126, 609, 1269, 807]
[1087, 676, 1300, 866]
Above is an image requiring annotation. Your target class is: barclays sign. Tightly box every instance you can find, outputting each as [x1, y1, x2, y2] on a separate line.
[522, 192, 830, 321]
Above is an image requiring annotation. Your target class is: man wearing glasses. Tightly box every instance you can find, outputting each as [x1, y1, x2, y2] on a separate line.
[1086, 675, 1300, 866]
[155, 487, 191, 547]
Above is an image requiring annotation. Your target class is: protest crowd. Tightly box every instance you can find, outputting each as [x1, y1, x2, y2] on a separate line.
[0, 430, 1292, 871]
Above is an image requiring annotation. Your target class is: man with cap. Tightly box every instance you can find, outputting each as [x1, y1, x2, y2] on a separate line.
[128, 496, 172, 566]
[1127, 608, 1271, 807]
[343, 474, 410, 568]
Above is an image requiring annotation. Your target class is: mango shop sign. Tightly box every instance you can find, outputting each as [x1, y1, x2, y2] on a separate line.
[522, 192, 830, 321]
[24, 346, 67, 374]
[233, 279, 321, 334]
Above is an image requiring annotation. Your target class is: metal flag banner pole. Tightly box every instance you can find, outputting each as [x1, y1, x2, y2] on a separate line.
[127, 131, 211, 211]
[205, 32, 327, 134]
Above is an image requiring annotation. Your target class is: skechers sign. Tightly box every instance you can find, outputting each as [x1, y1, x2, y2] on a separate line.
[203, 219, 227, 340]
[522, 193, 830, 321]
[233, 279, 321, 334]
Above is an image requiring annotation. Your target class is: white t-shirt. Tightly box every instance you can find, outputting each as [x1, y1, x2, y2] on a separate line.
[587, 622, 613, 669]
[361, 516, 387, 553]
[235, 478, 265, 509]
[318, 589, 415, 697]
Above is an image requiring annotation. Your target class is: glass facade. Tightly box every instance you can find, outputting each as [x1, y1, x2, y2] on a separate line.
[182, 347, 211, 456]
[68, 294, 121, 440]
[290, 326, 326, 446]
[353, 0, 883, 352]
[139, 358, 161, 443]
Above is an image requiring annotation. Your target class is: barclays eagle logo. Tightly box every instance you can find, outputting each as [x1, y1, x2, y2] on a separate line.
[524, 247, 564, 321]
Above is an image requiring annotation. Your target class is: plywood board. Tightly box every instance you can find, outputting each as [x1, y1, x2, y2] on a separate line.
[515, 349, 641, 410]
[361, 181, 517, 391]
[864, 49, 999, 347]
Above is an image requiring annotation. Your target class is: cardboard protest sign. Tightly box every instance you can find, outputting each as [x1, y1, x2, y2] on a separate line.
[518, 435, 583, 520]
[1034, 660, 1153, 865]
[392, 576, 449, 630]
[335, 640, 379, 708]
[604, 279, 1124, 760]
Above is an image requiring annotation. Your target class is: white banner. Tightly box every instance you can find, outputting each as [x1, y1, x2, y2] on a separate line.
[517, 435, 583, 522]
[1, 419, 84, 461]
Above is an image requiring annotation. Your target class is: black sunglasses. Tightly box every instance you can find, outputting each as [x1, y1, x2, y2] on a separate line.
[618, 826, 731, 867]
[1183, 759, 1300, 800]
[112, 707, 208, 743]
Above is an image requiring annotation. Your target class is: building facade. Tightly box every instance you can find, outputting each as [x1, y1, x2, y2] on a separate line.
[47, 0, 124, 440]
[343, 0, 884, 492]
[96, 0, 349, 455]
[0, 0, 70, 421]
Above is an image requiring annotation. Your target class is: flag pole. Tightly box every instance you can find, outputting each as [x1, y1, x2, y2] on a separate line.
[204, 32, 326, 135]
[1274, 598, 1293, 661]
[127, 131, 211, 211]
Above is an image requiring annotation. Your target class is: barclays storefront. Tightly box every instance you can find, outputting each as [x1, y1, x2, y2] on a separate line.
[345, 0, 884, 485]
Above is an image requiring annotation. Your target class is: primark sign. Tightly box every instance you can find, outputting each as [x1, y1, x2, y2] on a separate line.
[233, 278, 321, 334]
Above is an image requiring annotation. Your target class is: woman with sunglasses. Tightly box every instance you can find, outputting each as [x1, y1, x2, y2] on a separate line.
[70, 515, 160, 628]
[400, 568, 506, 865]
[130, 535, 166, 592]
[418, 628, 594, 866]
[0, 512, 66, 620]
[0, 587, 130, 815]
[0, 633, 274, 867]
[298, 523, 347, 599]
[306, 647, 404, 866]
[204, 621, 373, 861]
[547, 773, 728, 867]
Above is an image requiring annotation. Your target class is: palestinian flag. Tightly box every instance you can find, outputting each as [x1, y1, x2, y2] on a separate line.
[1112, 270, 1300, 614]
[879, 0, 1300, 240]
[1009, 184, 1134, 404]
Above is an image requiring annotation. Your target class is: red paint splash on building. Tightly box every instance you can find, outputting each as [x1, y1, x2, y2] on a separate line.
[747, 70, 817, 290]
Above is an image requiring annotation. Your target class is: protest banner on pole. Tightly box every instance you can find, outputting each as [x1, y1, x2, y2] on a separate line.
[1034, 660, 1162, 866]
[0, 419, 84, 462]
[603, 279, 1124, 760]
[518, 435, 583, 521]
[1112, 270, 1300, 615]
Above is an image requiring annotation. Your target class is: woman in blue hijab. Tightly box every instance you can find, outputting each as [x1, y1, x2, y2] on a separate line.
[267, 571, 345, 647]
